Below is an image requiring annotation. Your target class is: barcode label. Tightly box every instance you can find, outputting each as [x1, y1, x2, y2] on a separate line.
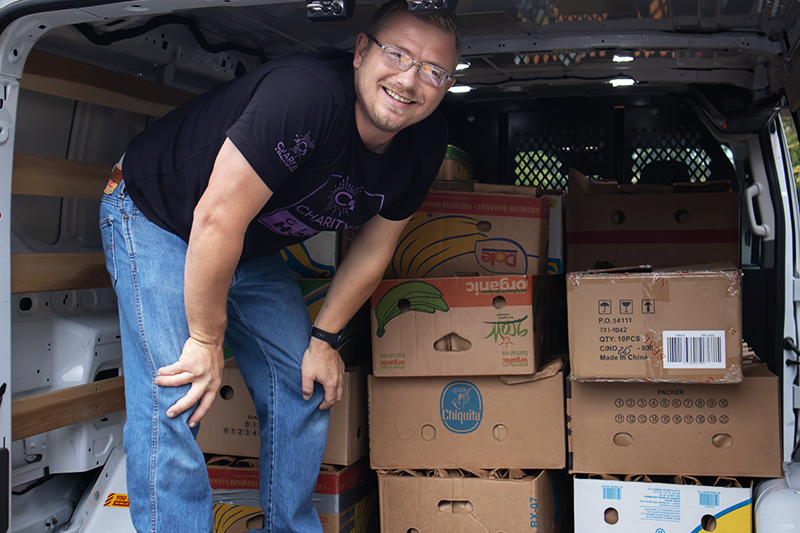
[662, 331, 726, 369]
[602, 486, 622, 500]
[699, 491, 720, 507]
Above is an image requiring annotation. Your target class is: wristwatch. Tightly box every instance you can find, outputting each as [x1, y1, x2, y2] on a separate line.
[310, 325, 344, 350]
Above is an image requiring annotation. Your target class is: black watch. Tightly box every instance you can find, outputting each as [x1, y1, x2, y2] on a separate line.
[310, 325, 344, 350]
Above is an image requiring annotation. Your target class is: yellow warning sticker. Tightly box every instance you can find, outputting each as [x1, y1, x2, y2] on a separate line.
[104, 493, 130, 508]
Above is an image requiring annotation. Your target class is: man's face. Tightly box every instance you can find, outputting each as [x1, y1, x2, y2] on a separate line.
[353, 11, 457, 136]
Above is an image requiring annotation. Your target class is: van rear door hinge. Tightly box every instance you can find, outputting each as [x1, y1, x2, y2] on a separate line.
[794, 278, 800, 302]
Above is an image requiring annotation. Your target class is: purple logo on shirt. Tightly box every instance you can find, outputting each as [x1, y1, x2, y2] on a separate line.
[258, 175, 384, 238]
[275, 131, 316, 172]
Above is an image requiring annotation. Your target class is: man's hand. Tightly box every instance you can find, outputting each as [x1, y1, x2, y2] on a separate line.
[301, 338, 344, 410]
[154, 337, 225, 428]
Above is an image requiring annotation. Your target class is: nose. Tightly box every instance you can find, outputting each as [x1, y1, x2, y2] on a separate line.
[395, 64, 420, 88]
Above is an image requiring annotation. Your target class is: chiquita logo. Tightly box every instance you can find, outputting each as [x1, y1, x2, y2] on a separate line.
[440, 381, 483, 434]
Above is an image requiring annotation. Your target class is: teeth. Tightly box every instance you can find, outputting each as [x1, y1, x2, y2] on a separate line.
[385, 87, 413, 104]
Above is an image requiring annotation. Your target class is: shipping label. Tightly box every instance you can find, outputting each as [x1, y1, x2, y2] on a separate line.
[662, 330, 726, 369]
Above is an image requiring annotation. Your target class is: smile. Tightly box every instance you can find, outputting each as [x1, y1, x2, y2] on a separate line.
[383, 87, 414, 104]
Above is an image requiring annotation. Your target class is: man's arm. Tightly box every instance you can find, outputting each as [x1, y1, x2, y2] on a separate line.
[154, 138, 273, 427]
[302, 214, 410, 409]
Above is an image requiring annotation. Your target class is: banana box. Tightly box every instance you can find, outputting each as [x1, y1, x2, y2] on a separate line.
[388, 190, 550, 278]
[370, 275, 547, 377]
[573, 476, 752, 533]
[280, 231, 340, 278]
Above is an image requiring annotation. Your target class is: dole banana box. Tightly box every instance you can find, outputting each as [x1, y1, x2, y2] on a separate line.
[387, 190, 550, 278]
[370, 275, 547, 377]
[573, 476, 752, 533]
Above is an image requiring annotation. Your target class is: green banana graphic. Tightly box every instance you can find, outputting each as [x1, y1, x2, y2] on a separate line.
[375, 281, 449, 337]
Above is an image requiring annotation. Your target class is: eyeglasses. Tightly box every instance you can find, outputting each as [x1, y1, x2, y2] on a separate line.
[367, 35, 453, 88]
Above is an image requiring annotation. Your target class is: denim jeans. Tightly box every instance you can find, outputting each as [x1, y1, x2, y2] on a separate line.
[100, 181, 328, 533]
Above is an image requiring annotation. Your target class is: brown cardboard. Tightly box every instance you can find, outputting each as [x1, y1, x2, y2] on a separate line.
[567, 267, 743, 383]
[367, 360, 566, 469]
[388, 189, 550, 278]
[567, 363, 782, 477]
[378, 469, 557, 533]
[197, 365, 368, 465]
[565, 169, 740, 272]
[370, 275, 547, 377]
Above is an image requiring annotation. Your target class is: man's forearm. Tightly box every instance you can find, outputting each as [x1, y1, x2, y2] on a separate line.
[184, 219, 244, 349]
[313, 244, 388, 335]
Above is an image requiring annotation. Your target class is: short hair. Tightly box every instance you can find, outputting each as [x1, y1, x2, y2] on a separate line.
[369, 0, 461, 65]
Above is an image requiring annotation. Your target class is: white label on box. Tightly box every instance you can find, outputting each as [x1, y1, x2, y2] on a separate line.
[662, 330, 726, 369]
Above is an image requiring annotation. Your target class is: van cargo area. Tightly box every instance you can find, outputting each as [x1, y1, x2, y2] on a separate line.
[0, 0, 798, 531]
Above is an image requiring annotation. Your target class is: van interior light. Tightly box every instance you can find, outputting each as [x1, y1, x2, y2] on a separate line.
[448, 85, 473, 93]
[608, 78, 635, 87]
[613, 55, 635, 62]
[456, 61, 471, 71]
[407, 0, 459, 12]
[307, 0, 354, 20]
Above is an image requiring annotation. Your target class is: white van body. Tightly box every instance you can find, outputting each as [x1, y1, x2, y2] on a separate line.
[0, 0, 797, 531]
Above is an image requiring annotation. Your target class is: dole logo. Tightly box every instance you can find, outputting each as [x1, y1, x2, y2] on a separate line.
[440, 381, 483, 434]
[475, 239, 527, 274]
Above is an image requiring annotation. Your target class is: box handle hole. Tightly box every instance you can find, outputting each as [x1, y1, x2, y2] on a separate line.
[701, 514, 717, 531]
[476, 220, 492, 232]
[610, 211, 626, 225]
[675, 209, 690, 223]
[492, 424, 508, 441]
[492, 296, 506, 309]
[711, 433, 732, 448]
[397, 298, 411, 312]
[433, 333, 472, 352]
[604, 507, 619, 524]
[219, 385, 234, 400]
[613, 432, 633, 446]
[438, 500, 474, 514]
[421, 424, 437, 441]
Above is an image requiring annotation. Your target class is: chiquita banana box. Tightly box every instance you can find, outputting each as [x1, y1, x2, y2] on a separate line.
[387, 191, 550, 278]
[370, 275, 547, 377]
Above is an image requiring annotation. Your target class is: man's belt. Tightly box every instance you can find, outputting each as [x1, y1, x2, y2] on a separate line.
[104, 164, 123, 195]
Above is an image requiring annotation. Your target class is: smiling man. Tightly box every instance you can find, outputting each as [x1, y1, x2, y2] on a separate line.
[99, 1, 459, 532]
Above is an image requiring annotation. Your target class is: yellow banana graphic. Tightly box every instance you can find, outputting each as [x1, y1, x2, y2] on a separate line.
[375, 281, 449, 337]
[392, 215, 487, 278]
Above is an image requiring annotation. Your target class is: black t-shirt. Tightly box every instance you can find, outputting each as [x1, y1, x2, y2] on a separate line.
[122, 53, 447, 261]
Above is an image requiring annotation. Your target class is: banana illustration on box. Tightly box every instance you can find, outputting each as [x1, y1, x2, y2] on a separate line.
[391, 214, 539, 278]
[374, 281, 449, 338]
[280, 242, 336, 278]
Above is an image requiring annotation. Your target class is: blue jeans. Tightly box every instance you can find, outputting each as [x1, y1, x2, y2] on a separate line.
[100, 181, 328, 533]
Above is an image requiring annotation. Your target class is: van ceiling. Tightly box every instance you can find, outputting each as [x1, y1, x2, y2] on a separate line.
[15, 0, 800, 105]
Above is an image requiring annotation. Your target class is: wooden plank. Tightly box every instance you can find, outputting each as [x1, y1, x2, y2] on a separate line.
[21, 49, 196, 116]
[12, 154, 110, 198]
[11, 253, 110, 293]
[12, 376, 125, 441]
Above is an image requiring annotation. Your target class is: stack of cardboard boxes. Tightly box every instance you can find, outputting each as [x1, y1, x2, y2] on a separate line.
[196, 248, 379, 533]
[367, 184, 568, 532]
[564, 170, 782, 532]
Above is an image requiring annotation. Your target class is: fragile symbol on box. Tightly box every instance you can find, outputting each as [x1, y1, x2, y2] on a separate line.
[620, 300, 633, 314]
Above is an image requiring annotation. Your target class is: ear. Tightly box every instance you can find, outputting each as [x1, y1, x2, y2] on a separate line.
[353, 32, 370, 69]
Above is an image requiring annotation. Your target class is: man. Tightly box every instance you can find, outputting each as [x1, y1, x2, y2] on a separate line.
[99, 1, 460, 531]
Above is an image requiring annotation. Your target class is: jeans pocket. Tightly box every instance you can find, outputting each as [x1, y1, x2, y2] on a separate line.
[99, 216, 117, 285]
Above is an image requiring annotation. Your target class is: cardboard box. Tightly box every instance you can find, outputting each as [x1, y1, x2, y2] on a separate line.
[543, 191, 565, 274]
[378, 469, 558, 533]
[210, 457, 378, 533]
[573, 476, 752, 532]
[371, 275, 547, 377]
[567, 363, 782, 477]
[280, 231, 340, 278]
[436, 144, 474, 181]
[565, 169, 740, 272]
[567, 267, 743, 383]
[368, 360, 566, 469]
[197, 365, 369, 466]
[388, 189, 549, 278]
